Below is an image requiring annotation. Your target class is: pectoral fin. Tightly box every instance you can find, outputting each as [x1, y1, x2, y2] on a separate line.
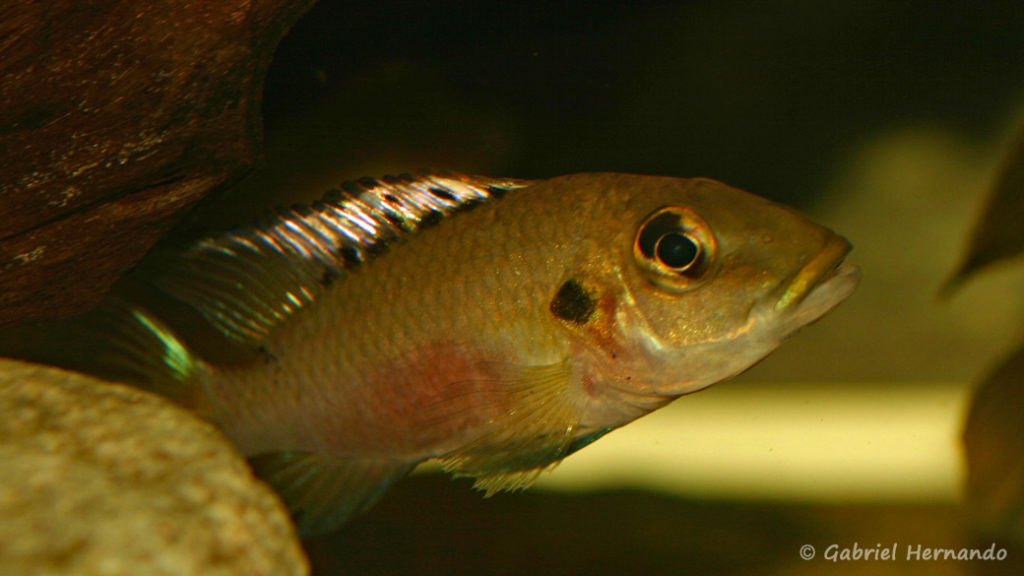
[439, 359, 582, 495]
[249, 452, 416, 537]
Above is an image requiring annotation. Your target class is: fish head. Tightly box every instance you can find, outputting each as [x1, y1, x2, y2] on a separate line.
[561, 174, 859, 416]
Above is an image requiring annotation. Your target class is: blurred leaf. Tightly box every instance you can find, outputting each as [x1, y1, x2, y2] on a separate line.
[963, 343, 1024, 543]
[944, 123, 1024, 294]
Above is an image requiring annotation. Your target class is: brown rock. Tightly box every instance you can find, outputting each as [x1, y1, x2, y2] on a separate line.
[0, 358, 309, 575]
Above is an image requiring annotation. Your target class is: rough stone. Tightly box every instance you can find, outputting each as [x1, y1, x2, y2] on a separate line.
[0, 358, 309, 575]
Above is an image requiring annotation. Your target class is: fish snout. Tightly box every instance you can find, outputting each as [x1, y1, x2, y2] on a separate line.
[775, 234, 856, 312]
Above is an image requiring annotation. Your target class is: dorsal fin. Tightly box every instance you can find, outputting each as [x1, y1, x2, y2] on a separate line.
[153, 171, 529, 347]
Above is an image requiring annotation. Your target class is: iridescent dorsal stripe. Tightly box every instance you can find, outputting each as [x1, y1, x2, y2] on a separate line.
[155, 171, 530, 345]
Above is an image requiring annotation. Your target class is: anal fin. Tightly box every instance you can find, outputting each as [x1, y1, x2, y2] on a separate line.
[249, 451, 416, 537]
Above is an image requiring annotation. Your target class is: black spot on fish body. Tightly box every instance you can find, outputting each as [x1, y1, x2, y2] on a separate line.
[383, 193, 401, 205]
[550, 279, 596, 324]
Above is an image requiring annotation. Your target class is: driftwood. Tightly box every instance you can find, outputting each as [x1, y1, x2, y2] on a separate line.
[0, 0, 317, 328]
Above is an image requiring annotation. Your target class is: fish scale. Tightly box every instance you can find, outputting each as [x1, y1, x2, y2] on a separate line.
[15, 171, 859, 536]
[156, 171, 528, 346]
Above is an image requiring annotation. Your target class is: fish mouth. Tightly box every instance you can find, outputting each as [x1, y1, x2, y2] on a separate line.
[775, 235, 860, 322]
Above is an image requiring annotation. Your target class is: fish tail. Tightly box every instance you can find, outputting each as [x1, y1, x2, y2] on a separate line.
[0, 296, 210, 413]
[94, 298, 210, 412]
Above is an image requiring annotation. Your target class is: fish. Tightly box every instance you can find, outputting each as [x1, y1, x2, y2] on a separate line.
[942, 121, 1024, 295]
[52, 171, 860, 536]
[963, 344, 1024, 544]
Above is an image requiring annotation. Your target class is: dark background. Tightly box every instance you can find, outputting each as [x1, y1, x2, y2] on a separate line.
[257, 0, 1024, 204]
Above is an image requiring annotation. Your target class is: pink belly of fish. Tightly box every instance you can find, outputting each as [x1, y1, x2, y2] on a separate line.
[312, 341, 514, 461]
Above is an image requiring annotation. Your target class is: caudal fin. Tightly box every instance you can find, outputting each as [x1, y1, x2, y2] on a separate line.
[92, 299, 207, 410]
[0, 298, 207, 413]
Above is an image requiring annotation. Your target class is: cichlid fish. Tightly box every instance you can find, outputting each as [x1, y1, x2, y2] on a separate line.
[75, 171, 859, 535]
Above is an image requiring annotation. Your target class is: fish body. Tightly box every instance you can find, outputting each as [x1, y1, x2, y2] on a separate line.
[78, 172, 859, 534]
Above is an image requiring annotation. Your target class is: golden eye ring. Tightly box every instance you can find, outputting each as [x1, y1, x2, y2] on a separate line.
[634, 206, 716, 291]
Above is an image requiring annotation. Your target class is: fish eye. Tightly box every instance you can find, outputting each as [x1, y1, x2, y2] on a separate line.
[634, 207, 715, 291]
[655, 232, 700, 271]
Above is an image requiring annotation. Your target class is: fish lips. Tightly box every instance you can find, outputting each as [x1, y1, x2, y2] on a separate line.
[772, 235, 861, 329]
